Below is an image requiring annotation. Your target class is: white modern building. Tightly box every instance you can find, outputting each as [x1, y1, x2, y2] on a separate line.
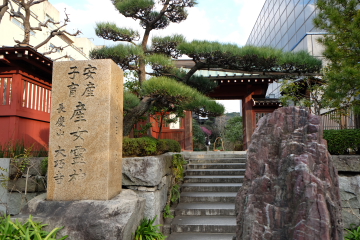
[0, 0, 96, 61]
[246, 0, 358, 129]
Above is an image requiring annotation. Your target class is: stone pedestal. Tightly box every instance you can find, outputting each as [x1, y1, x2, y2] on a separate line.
[48, 59, 123, 201]
[18, 190, 145, 240]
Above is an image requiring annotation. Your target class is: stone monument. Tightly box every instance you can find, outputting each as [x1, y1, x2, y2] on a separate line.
[48, 59, 123, 201]
[235, 107, 343, 240]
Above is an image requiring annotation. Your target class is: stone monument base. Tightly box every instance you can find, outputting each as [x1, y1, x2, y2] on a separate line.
[16, 190, 145, 240]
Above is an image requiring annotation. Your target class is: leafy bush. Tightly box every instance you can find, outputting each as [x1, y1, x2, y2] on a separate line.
[0, 215, 67, 240]
[0, 141, 48, 158]
[163, 205, 174, 219]
[170, 184, 181, 204]
[133, 216, 166, 240]
[323, 129, 360, 154]
[123, 137, 181, 157]
[345, 224, 360, 240]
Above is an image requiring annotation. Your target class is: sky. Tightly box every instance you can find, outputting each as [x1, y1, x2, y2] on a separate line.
[48, 0, 266, 113]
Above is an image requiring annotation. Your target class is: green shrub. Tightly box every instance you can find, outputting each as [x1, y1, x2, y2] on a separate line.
[157, 139, 169, 154]
[0, 214, 68, 240]
[170, 184, 181, 203]
[345, 224, 360, 240]
[163, 204, 174, 219]
[133, 216, 166, 240]
[139, 136, 158, 156]
[0, 141, 48, 158]
[323, 129, 360, 155]
[166, 139, 181, 152]
[123, 137, 181, 157]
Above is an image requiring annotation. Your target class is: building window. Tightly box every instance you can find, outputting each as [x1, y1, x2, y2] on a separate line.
[11, 18, 35, 36]
[45, 14, 56, 29]
[49, 43, 60, 53]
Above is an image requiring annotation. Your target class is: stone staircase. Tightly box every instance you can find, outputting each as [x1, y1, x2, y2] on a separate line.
[167, 153, 246, 240]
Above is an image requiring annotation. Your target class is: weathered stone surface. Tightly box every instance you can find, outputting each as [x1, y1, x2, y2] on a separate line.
[235, 107, 343, 240]
[0, 158, 10, 214]
[48, 59, 123, 201]
[19, 189, 145, 240]
[339, 175, 360, 228]
[123, 153, 172, 186]
[332, 155, 360, 172]
[134, 175, 171, 225]
[8, 192, 40, 215]
[8, 177, 46, 193]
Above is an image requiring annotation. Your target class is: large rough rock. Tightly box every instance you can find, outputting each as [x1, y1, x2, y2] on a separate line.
[235, 107, 343, 240]
[18, 189, 145, 240]
[122, 153, 173, 186]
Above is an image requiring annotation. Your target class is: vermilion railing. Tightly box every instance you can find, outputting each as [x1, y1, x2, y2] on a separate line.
[0, 77, 12, 106]
[22, 80, 52, 113]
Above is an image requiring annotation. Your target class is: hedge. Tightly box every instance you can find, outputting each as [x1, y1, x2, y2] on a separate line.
[323, 129, 360, 155]
[123, 136, 181, 157]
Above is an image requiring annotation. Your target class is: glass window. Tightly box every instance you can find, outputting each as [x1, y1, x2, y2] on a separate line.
[289, 35, 298, 50]
[281, 33, 288, 47]
[275, 31, 281, 45]
[294, 4, 301, 18]
[287, 9, 295, 25]
[305, 17, 314, 32]
[288, 22, 296, 38]
[279, 0, 286, 15]
[296, 11, 305, 29]
[296, 24, 306, 42]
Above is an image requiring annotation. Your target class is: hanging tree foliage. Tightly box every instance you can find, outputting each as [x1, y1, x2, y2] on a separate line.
[91, 0, 323, 136]
[91, 0, 226, 136]
[314, 0, 360, 111]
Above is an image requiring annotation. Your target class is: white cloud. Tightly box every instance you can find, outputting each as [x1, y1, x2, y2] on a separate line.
[53, 1, 219, 46]
[236, 0, 266, 45]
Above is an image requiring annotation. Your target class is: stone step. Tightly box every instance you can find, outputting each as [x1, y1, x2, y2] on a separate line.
[171, 216, 236, 233]
[188, 158, 246, 164]
[187, 163, 246, 169]
[185, 169, 245, 176]
[167, 233, 235, 240]
[184, 175, 244, 183]
[180, 192, 236, 203]
[175, 202, 235, 216]
[181, 183, 242, 192]
[182, 153, 246, 159]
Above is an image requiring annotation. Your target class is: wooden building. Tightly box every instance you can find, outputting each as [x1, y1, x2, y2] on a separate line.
[0, 46, 52, 151]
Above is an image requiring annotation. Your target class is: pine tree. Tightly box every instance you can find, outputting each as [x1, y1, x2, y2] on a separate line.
[91, 0, 323, 136]
[314, 0, 360, 111]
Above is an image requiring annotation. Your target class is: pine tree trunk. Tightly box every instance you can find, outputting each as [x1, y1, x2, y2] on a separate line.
[123, 97, 154, 136]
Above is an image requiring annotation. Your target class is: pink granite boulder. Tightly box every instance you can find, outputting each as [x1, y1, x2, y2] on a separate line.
[235, 107, 343, 240]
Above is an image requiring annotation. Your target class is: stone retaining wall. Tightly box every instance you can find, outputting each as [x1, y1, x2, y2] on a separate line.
[0, 157, 46, 215]
[332, 155, 360, 228]
[0, 153, 175, 226]
[2, 153, 359, 230]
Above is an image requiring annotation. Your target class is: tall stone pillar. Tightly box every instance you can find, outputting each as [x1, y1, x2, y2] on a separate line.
[48, 59, 123, 201]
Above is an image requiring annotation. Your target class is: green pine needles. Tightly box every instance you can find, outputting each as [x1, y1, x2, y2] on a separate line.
[314, 0, 360, 111]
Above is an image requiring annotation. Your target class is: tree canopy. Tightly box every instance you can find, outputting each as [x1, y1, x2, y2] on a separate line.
[91, 0, 323, 136]
[314, 0, 360, 112]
